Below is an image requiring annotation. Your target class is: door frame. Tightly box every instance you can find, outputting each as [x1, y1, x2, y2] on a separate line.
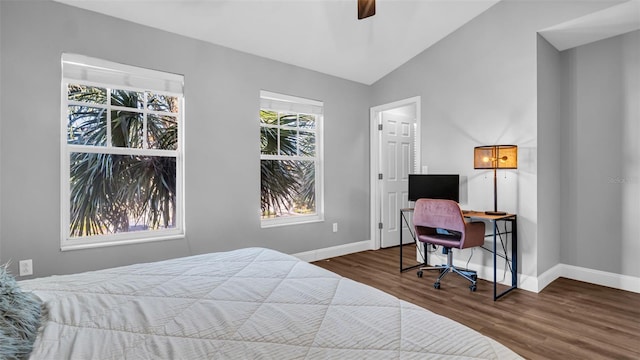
[370, 96, 421, 249]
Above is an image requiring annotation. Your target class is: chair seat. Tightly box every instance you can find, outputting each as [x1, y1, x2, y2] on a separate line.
[416, 234, 461, 248]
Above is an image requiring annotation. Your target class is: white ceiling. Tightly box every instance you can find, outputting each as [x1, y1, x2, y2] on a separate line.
[53, 0, 638, 85]
[53, 0, 501, 85]
[539, 0, 640, 51]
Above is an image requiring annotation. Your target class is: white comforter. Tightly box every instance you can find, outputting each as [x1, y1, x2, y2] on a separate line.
[20, 247, 522, 359]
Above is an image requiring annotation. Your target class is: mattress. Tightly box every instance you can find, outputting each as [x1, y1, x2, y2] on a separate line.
[20, 247, 522, 359]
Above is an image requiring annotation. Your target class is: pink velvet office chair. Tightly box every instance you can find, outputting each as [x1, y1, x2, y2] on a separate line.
[413, 198, 485, 291]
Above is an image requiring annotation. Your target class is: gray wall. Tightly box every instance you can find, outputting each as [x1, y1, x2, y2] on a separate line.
[559, 30, 640, 277]
[370, 0, 617, 282]
[536, 35, 563, 275]
[0, 0, 371, 277]
[1, 0, 636, 285]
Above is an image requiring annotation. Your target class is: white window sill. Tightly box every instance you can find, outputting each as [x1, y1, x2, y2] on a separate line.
[260, 215, 324, 228]
[61, 232, 184, 252]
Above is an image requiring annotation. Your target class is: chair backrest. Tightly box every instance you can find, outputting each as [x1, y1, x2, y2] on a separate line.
[413, 198, 465, 233]
[413, 198, 485, 250]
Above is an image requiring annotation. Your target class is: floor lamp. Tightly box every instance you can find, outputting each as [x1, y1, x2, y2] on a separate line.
[474, 145, 518, 215]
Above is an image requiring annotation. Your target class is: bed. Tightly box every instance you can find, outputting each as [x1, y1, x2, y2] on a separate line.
[16, 247, 522, 359]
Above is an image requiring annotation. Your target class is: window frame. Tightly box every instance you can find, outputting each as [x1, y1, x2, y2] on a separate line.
[60, 54, 185, 251]
[260, 90, 324, 228]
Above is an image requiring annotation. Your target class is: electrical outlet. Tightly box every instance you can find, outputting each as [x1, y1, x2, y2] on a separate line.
[19, 259, 33, 276]
[332, 223, 338, 233]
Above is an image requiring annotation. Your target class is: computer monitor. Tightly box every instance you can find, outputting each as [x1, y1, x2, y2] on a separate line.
[408, 174, 460, 202]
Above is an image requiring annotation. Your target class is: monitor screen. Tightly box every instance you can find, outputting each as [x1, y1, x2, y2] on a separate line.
[408, 174, 460, 202]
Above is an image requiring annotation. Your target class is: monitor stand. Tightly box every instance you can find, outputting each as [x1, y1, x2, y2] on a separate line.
[485, 210, 507, 216]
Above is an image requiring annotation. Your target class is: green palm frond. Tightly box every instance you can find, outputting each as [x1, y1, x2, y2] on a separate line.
[67, 85, 177, 237]
[259, 110, 316, 217]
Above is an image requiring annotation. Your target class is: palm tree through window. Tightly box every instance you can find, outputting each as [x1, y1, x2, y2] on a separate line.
[260, 91, 323, 226]
[61, 54, 184, 250]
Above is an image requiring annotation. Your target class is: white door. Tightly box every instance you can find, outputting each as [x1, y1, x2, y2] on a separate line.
[380, 109, 415, 248]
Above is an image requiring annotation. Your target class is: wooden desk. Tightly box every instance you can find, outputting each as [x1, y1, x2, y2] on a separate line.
[463, 211, 517, 300]
[399, 208, 517, 301]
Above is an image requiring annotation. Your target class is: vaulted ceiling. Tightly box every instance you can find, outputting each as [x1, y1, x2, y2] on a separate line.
[53, 0, 501, 85]
[53, 0, 638, 85]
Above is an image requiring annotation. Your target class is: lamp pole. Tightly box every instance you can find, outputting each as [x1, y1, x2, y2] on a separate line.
[493, 167, 498, 213]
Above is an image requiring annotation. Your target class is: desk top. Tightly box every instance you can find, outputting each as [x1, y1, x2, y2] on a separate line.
[462, 210, 516, 221]
[400, 208, 516, 221]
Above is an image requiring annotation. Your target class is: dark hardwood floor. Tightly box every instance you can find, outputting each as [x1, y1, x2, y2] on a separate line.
[312, 245, 640, 360]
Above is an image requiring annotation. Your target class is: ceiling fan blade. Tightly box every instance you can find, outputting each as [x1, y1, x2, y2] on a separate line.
[358, 0, 375, 20]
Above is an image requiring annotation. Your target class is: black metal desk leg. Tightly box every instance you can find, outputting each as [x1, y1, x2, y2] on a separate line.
[494, 216, 518, 301]
[511, 218, 517, 288]
[493, 220, 498, 300]
[399, 209, 403, 272]
[399, 208, 423, 273]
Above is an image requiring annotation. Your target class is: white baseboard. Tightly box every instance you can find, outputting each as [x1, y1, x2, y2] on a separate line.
[535, 263, 564, 292]
[292, 240, 374, 263]
[427, 251, 640, 294]
[426, 249, 520, 288]
[467, 262, 639, 294]
[296, 243, 640, 294]
[538, 263, 640, 294]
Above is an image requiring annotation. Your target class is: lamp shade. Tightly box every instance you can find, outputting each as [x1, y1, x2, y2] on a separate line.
[474, 145, 518, 170]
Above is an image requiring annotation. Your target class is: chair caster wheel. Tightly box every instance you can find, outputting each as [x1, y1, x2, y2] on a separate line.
[470, 284, 477, 292]
[417, 270, 423, 278]
[434, 282, 441, 289]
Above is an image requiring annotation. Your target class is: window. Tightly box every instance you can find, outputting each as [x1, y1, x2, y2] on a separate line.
[61, 54, 184, 250]
[260, 91, 323, 227]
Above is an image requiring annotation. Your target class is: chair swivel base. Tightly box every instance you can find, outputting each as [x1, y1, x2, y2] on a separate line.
[417, 265, 478, 291]
[416, 249, 478, 292]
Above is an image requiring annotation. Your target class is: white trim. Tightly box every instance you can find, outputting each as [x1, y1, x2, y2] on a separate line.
[61, 232, 184, 252]
[534, 263, 564, 292]
[67, 145, 178, 157]
[61, 55, 185, 250]
[294, 242, 640, 295]
[260, 90, 323, 106]
[369, 107, 381, 249]
[63, 53, 183, 93]
[404, 245, 640, 294]
[426, 248, 640, 294]
[461, 260, 640, 294]
[259, 91, 324, 228]
[538, 263, 640, 294]
[60, 67, 69, 251]
[369, 97, 421, 250]
[260, 216, 324, 228]
[517, 272, 543, 293]
[260, 154, 315, 161]
[426, 249, 523, 287]
[292, 240, 374, 263]
[260, 90, 323, 115]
